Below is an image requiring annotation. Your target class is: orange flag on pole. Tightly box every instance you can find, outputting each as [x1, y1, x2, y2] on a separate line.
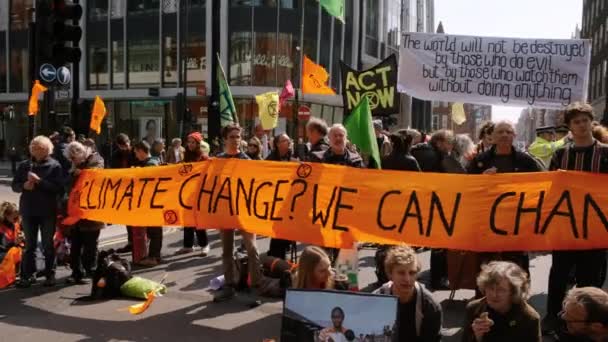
[302, 55, 335, 95]
[89, 96, 107, 134]
[28, 80, 48, 116]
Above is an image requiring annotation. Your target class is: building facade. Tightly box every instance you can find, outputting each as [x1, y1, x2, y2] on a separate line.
[581, 0, 607, 121]
[0, 0, 432, 158]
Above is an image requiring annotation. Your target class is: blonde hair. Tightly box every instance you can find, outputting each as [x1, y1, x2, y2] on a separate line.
[0, 202, 18, 222]
[29, 135, 54, 156]
[477, 261, 530, 303]
[329, 124, 347, 137]
[293, 246, 333, 289]
[384, 245, 421, 276]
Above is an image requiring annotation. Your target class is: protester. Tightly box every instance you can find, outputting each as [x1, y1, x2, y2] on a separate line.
[254, 123, 271, 158]
[266, 133, 297, 260]
[151, 139, 166, 165]
[111, 133, 136, 254]
[462, 261, 541, 342]
[292, 246, 334, 290]
[560, 287, 608, 341]
[476, 122, 495, 155]
[543, 102, 608, 334]
[63, 141, 105, 284]
[0, 202, 21, 262]
[373, 119, 392, 157]
[53, 126, 76, 177]
[443, 134, 475, 173]
[166, 138, 184, 164]
[305, 117, 330, 160]
[398, 128, 423, 146]
[373, 245, 442, 341]
[83, 138, 97, 152]
[214, 123, 262, 303]
[246, 137, 263, 160]
[132, 141, 163, 267]
[592, 124, 608, 143]
[175, 132, 210, 257]
[528, 126, 565, 169]
[411, 129, 456, 290]
[311, 124, 364, 168]
[381, 133, 420, 171]
[12, 135, 64, 287]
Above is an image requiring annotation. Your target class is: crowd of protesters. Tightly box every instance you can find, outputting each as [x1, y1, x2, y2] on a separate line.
[2, 101, 608, 341]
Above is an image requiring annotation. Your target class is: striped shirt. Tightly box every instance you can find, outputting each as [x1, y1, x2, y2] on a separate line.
[549, 140, 608, 173]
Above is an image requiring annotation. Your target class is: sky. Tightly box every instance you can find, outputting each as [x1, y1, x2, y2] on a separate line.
[285, 290, 398, 336]
[434, 0, 583, 123]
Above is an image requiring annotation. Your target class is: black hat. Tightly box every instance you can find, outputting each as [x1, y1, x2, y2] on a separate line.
[535, 126, 555, 135]
[555, 125, 569, 133]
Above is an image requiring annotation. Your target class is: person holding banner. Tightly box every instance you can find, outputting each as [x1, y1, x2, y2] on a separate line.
[213, 123, 262, 303]
[373, 245, 442, 342]
[476, 122, 495, 156]
[111, 133, 136, 254]
[381, 133, 420, 171]
[175, 132, 210, 257]
[310, 124, 364, 168]
[373, 120, 392, 158]
[468, 121, 541, 276]
[266, 134, 297, 260]
[305, 118, 330, 161]
[462, 261, 541, 342]
[544, 103, 608, 334]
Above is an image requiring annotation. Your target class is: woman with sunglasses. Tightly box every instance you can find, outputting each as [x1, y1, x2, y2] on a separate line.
[462, 261, 541, 342]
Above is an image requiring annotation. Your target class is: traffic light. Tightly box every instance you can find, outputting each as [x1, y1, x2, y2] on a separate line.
[35, 0, 82, 66]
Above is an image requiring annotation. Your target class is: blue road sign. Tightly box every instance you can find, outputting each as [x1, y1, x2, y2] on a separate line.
[57, 66, 71, 85]
[40, 64, 57, 83]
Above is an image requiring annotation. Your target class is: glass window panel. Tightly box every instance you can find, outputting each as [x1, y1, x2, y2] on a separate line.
[365, 0, 379, 57]
[229, 1, 253, 85]
[110, 0, 125, 88]
[252, 6, 278, 86]
[162, 0, 178, 87]
[331, 19, 343, 91]
[343, 0, 353, 67]
[87, 0, 108, 90]
[127, 0, 160, 88]
[277, 2, 299, 85]
[319, 11, 331, 69]
[333, 106, 343, 125]
[0, 32, 6, 92]
[186, 0, 207, 87]
[303, 1, 318, 61]
[9, 0, 32, 93]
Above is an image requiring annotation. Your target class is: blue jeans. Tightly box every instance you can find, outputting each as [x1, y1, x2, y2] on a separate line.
[21, 216, 56, 279]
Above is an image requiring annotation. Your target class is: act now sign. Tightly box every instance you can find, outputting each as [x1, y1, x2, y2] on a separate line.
[341, 55, 400, 116]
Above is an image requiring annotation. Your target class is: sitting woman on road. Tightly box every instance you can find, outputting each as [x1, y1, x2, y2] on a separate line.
[64, 141, 106, 284]
[0, 202, 22, 262]
[462, 261, 541, 342]
[292, 246, 334, 290]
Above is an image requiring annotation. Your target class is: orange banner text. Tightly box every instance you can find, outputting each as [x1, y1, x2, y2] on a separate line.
[66, 159, 608, 252]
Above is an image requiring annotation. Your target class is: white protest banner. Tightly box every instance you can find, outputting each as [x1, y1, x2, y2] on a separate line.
[397, 32, 591, 108]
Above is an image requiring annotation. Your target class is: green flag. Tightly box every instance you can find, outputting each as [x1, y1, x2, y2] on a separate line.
[319, 0, 344, 23]
[344, 96, 381, 169]
[217, 54, 238, 127]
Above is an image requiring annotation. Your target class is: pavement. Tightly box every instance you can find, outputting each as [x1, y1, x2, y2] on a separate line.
[0, 184, 581, 342]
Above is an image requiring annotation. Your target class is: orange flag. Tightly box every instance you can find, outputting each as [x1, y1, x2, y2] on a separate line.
[28, 80, 48, 116]
[89, 96, 107, 134]
[128, 291, 157, 315]
[302, 56, 335, 95]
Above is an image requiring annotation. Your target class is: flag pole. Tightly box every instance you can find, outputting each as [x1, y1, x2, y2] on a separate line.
[293, 0, 305, 140]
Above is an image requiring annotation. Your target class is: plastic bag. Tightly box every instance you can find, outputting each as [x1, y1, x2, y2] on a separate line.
[120, 276, 167, 299]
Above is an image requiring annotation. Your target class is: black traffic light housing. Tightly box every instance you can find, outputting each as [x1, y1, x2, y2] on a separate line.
[35, 0, 82, 67]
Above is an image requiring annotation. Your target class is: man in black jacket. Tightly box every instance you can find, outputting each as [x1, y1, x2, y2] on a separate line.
[12, 136, 64, 287]
[53, 126, 75, 177]
[304, 117, 330, 161]
[310, 124, 364, 168]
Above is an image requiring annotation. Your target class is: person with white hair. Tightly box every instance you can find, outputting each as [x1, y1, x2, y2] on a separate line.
[310, 124, 363, 167]
[467, 121, 541, 275]
[11, 135, 64, 288]
[373, 119, 392, 157]
[63, 141, 105, 284]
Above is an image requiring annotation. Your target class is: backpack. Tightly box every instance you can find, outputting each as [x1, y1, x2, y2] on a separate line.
[91, 249, 132, 299]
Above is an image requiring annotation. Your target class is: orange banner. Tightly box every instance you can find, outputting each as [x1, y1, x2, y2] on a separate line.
[66, 159, 608, 251]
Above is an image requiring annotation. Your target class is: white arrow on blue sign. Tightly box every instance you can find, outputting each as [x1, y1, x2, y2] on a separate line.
[39, 64, 57, 83]
[57, 66, 71, 85]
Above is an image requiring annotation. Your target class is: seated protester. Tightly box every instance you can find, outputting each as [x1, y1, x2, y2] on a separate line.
[560, 287, 608, 342]
[467, 121, 541, 275]
[462, 261, 541, 342]
[292, 246, 334, 290]
[310, 124, 364, 168]
[0, 202, 21, 261]
[373, 245, 442, 342]
[382, 133, 420, 171]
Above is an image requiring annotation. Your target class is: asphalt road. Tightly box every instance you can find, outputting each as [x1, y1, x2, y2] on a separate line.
[0, 185, 573, 342]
